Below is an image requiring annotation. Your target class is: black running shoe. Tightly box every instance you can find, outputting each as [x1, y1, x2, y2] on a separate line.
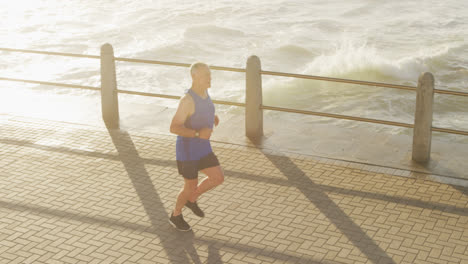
[169, 213, 191, 231]
[185, 201, 205, 217]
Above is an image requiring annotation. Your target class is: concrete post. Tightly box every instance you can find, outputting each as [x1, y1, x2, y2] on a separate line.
[100, 43, 120, 129]
[246, 55, 263, 139]
[412, 72, 434, 163]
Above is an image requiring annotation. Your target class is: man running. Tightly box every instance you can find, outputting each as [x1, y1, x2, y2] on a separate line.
[169, 62, 225, 231]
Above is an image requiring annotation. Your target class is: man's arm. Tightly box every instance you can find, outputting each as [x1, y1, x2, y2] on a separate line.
[214, 115, 219, 127]
[170, 95, 197, 138]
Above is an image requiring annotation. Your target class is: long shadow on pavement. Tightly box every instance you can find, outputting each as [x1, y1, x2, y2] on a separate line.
[263, 152, 396, 264]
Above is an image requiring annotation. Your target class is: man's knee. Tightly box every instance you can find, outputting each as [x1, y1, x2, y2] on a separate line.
[213, 174, 224, 186]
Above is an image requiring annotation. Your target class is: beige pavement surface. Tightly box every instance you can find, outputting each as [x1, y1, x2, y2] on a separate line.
[0, 113, 467, 263]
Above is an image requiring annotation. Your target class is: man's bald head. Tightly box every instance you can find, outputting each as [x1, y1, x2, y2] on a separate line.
[190, 62, 211, 90]
[190, 62, 210, 79]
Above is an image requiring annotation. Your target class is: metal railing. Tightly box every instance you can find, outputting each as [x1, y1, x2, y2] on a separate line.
[3, 47, 468, 96]
[1, 46, 468, 162]
[0, 77, 101, 91]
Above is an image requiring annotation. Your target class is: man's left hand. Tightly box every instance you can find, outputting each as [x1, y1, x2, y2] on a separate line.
[214, 115, 220, 127]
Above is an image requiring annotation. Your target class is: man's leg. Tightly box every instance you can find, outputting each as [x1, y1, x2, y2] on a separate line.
[174, 178, 198, 216]
[189, 166, 224, 202]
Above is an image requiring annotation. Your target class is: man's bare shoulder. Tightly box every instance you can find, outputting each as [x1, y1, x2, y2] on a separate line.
[180, 93, 193, 102]
[178, 93, 195, 115]
[179, 93, 194, 106]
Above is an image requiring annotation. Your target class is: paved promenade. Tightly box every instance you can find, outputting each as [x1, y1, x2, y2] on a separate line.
[1, 114, 467, 264]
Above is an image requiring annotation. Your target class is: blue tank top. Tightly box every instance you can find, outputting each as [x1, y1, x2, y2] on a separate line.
[176, 89, 215, 161]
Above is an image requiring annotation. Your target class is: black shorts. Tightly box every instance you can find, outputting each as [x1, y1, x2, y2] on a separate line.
[177, 152, 220, 179]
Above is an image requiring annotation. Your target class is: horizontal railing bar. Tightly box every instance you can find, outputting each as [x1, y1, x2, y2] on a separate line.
[261, 70, 417, 91]
[3, 47, 467, 96]
[432, 127, 468, 136]
[0, 77, 100, 91]
[116, 89, 179, 99]
[262, 71, 468, 96]
[262, 105, 414, 128]
[0, 47, 100, 59]
[210, 65, 246, 73]
[0, 48, 245, 73]
[116, 89, 246, 107]
[115, 57, 246, 73]
[263, 105, 468, 136]
[115, 57, 191, 68]
[434, 89, 468, 97]
[211, 99, 246, 107]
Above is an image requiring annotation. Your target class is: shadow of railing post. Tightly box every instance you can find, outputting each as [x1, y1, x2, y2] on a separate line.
[262, 152, 396, 264]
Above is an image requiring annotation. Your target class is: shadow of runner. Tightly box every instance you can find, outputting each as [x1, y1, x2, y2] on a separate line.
[263, 153, 396, 264]
[174, 231, 203, 264]
[207, 243, 223, 264]
[108, 128, 198, 263]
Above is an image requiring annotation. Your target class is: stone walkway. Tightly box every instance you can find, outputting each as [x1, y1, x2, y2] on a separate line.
[0, 114, 467, 264]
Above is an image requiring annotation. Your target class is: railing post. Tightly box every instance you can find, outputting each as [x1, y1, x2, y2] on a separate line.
[100, 43, 120, 129]
[412, 72, 434, 163]
[246, 55, 263, 139]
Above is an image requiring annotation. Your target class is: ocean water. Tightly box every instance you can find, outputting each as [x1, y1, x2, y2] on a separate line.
[1, 0, 467, 138]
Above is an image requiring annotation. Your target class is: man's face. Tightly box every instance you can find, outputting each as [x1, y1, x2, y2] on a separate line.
[197, 67, 211, 89]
